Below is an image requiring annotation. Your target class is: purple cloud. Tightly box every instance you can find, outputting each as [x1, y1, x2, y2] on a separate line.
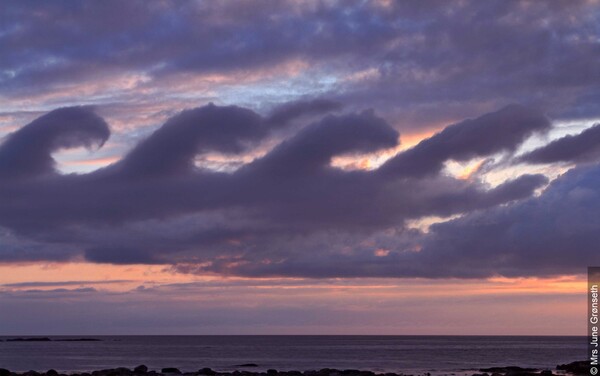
[520, 123, 600, 164]
[0, 103, 562, 278]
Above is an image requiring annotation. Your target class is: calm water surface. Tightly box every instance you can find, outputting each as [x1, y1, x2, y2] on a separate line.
[0, 336, 586, 374]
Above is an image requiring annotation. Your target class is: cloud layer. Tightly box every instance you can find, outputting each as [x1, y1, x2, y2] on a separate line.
[2, 101, 598, 278]
[2, 0, 599, 137]
[1, 1, 600, 281]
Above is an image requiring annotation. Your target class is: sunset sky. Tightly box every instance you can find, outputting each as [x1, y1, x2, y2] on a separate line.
[1, 0, 599, 335]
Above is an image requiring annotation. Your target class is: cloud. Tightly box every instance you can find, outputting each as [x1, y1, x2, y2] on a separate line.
[264, 99, 343, 127]
[520, 123, 600, 164]
[1, 280, 133, 288]
[2, 0, 599, 133]
[178, 164, 598, 279]
[416, 162, 600, 278]
[379, 104, 550, 177]
[0, 102, 559, 278]
[331, 1, 600, 129]
[1, 1, 597, 337]
[0, 107, 109, 178]
[244, 109, 399, 177]
[115, 103, 264, 177]
[0, 277, 584, 335]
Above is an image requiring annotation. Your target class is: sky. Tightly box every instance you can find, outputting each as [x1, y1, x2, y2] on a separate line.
[0, 0, 599, 335]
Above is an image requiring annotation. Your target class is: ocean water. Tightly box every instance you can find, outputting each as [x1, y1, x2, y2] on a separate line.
[0, 336, 586, 374]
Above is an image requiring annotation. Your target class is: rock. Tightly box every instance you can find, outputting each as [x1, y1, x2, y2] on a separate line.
[198, 368, 216, 376]
[96, 369, 117, 375]
[480, 368, 536, 374]
[557, 361, 590, 375]
[0, 365, 578, 376]
[161, 369, 182, 375]
[7, 337, 51, 342]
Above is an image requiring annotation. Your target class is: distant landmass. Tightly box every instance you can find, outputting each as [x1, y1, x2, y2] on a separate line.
[2, 338, 101, 342]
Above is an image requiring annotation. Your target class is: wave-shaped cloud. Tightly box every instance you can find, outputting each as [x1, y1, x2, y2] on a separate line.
[1, 102, 597, 278]
[0, 107, 109, 178]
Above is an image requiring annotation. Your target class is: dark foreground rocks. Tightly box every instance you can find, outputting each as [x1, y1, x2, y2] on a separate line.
[161, 369, 181, 374]
[476, 366, 541, 376]
[479, 367, 537, 373]
[0, 362, 591, 376]
[556, 361, 591, 375]
[473, 360, 594, 376]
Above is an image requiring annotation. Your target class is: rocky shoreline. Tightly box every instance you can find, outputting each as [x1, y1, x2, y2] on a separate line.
[0, 361, 591, 376]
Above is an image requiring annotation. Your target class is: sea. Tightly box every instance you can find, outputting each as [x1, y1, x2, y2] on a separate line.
[0, 336, 586, 375]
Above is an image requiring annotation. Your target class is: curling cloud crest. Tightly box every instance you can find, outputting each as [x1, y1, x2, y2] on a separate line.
[0, 102, 598, 278]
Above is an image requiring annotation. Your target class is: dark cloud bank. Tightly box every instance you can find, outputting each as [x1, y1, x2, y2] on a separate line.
[1, 100, 599, 278]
